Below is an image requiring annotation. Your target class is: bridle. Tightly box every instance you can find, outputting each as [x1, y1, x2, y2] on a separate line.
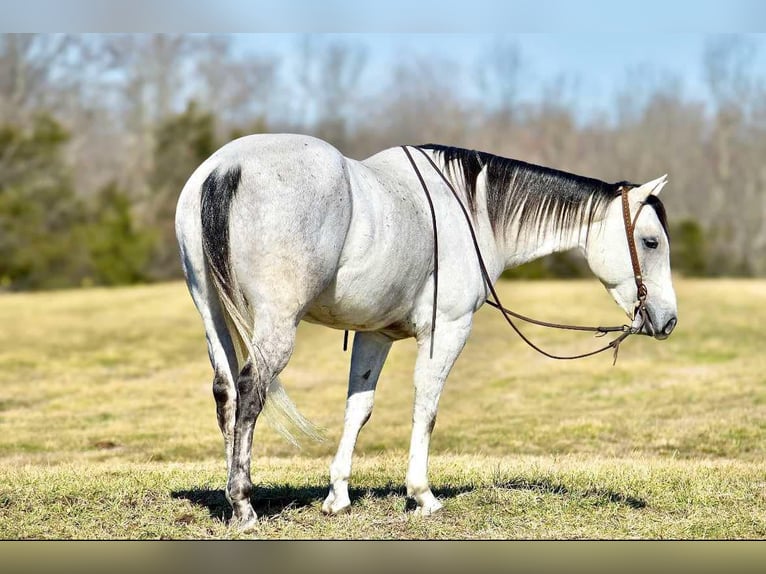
[393, 145, 652, 364]
[620, 181, 652, 337]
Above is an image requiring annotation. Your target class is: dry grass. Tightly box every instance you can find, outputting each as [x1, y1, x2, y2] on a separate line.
[0, 278, 765, 538]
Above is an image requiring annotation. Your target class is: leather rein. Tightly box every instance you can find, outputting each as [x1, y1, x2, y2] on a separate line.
[396, 145, 651, 364]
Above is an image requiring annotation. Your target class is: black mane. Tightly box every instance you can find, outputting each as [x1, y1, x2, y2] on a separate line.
[644, 194, 669, 239]
[418, 144, 667, 241]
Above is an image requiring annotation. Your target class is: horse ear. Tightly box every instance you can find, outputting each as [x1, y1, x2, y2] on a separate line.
[630, 174, 668, 201]
[648, 174, 668, 196]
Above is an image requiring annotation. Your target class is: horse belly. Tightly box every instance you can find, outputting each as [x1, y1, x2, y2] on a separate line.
[305, 262, 425, 334]
[304, 182, 431, 333]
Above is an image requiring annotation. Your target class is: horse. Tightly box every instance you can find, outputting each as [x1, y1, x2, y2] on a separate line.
[175, 133, 677, 529]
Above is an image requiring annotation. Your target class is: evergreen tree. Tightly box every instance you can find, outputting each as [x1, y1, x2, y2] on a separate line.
[84, 182, 155, 286]
[0, 115, 89, 289]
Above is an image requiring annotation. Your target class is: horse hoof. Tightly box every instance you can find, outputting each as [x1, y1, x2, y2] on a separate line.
[321, 497, 351, 516]
[231, 514, 259, 533]
[412, 500, 443, 517]
[230, 503, 258, 532]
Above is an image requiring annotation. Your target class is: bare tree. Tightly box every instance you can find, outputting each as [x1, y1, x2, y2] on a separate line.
[0, 34, 84, 120]
[477, 38, 524, 120]
[194, 35, 280, 135]
[704, 35, 759, 110]
[703, 35, 766, 273]
[3, 33, 766, 284]
[294, 36, 367, 150]
[90, 34, 196, 200]
[0, 35, 121, 197]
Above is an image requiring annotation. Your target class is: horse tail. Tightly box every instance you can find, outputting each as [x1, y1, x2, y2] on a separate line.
[200, 164, 322, 447]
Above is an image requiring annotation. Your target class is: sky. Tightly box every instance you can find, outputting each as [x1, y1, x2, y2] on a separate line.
[239, 1, 766, 33]
[235, 33, 766, 120]
[1, 0, 764, 34]
[0, 1, 761, 118]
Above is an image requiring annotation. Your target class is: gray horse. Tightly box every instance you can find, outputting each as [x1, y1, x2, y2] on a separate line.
[175, 133, 676, 529]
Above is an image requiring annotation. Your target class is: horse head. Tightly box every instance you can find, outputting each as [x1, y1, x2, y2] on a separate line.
[586, 175, 678, 340]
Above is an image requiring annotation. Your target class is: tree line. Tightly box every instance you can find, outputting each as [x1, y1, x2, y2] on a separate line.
[0, 34, 764, 290]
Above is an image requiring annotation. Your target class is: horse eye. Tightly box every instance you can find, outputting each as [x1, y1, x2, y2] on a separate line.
[642, 237, 659, 250]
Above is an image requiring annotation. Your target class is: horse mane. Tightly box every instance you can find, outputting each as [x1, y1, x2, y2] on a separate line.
[418, 144, 667, 241]
[643, 194, 669, 239]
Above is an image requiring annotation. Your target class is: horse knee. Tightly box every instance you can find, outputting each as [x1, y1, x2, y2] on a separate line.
[413, 404, 438, 431]
[347, 390, 375, 422]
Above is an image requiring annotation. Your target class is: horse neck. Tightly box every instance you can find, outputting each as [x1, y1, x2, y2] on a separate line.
[494, 201, 594, 271]
[417, 145, 608, 278]
[444, 174, 594, 282]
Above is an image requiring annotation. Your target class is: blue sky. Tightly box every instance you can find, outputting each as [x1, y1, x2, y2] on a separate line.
[236, 33, 766, 119]
[2, 1, 765, 34]
[234, 1, 766, 33]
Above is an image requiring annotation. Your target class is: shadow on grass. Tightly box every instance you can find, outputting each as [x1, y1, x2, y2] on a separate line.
[171, 483, 474, 521]
[496, 477, 647, 509]
[172, 476, 646, 522]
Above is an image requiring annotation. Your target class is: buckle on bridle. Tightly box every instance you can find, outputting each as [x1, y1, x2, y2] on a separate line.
[630, 295, 651, 336]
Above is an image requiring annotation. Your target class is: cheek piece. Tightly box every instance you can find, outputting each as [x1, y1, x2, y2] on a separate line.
[620, 187, 652, 335]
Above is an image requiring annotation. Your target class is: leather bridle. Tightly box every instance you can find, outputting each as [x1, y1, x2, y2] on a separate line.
[396, 145, 651, 364]
[620, 183, 652, 337]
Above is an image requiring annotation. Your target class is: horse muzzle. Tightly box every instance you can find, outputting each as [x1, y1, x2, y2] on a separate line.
[631, 308, 677, 340]
[654, 316, 677, 340]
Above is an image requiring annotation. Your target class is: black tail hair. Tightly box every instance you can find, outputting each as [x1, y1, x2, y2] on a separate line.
[200, 165, 242, 298]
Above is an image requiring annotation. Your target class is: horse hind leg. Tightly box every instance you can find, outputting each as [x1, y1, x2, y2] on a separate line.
[209, 324, 239, 478]
[180, 251, 239, 475]
[322, 331, 392, 515]
[226, 315, 297, 530]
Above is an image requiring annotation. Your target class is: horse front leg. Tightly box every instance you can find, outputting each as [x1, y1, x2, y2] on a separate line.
[406, 315, 472, 515]
[322, 331, 393, 515]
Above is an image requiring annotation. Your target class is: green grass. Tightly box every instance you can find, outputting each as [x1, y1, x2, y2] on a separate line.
[1, 278, 765, 538]
[2, 455, 765, 539]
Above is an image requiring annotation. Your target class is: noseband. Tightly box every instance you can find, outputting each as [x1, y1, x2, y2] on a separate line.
[393, 145, 650, 364]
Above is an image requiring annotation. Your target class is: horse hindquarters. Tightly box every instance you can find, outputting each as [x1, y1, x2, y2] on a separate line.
[180, 135, 354, 526]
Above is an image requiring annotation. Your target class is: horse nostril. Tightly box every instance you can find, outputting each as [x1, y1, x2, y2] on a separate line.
[663, 317, 677, 335]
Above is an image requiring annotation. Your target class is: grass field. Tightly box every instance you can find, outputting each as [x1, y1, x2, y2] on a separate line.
[1, 278, 765, 539]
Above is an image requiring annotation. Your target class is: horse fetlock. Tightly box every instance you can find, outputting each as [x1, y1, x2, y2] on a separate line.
[228, 477, 257, 527]
[227, 477, 253, 505]
[405, 477, 429, 498]
[328, 460, 350, 484]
